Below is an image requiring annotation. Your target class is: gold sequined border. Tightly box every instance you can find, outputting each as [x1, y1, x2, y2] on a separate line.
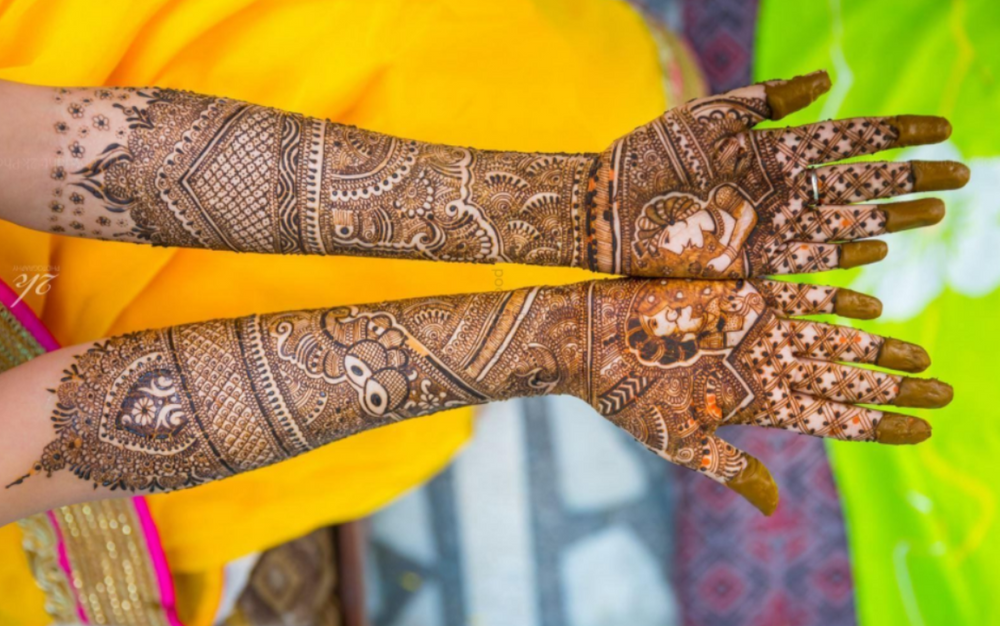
[19, 501, 174, 626]
[0, 304, 45, 371]
[49, 501, 171, 626]
[17, 514, 80, 623]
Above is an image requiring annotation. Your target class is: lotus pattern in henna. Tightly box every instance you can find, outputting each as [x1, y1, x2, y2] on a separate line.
[13, 278, 931, 494]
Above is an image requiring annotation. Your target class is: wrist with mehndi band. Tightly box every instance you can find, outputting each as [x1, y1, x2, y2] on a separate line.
[7, 278, 952, 516]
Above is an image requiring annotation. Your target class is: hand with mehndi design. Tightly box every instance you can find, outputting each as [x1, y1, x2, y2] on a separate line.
[0, 73, 969, 276]
[587, 70, 970, 276]
[0, 278, 950, 523]
[586, 278, 949, 513]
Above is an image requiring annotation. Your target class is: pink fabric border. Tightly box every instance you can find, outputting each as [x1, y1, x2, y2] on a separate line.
[2, 278, 183, 625]
[132, 497, 184, 626]
[0, 280, 59, 352]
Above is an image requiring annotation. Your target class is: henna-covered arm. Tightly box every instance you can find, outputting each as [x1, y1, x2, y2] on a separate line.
[0, 72, 970, 275]
[0, 79, 594, 267]
[0, 282, 588, 524]
[0, 278, 952, 525]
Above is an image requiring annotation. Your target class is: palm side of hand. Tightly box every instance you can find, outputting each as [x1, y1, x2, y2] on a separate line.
[585, 70, 969, 278]
[584, 277, 951, 514]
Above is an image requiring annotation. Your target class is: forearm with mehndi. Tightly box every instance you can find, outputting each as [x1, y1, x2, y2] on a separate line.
[43, 86, 595, 267]
[8, 283, 587, 491]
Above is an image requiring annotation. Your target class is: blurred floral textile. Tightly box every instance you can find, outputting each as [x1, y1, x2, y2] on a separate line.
[223, 528, 341, 626]
[0, 0, 679, 623]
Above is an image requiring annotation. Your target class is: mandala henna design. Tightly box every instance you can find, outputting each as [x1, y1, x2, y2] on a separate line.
[11, 279, 951, 514]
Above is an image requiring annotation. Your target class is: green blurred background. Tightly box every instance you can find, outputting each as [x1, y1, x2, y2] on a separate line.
[757, 1, 999, 624]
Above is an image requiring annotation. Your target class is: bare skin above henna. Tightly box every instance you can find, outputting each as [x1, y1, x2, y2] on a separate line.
[1, 71, 969, 276]
[7, 279, 951, 515]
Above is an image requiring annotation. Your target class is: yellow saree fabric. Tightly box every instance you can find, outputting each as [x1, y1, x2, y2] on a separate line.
[0, 0, 695, 622]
